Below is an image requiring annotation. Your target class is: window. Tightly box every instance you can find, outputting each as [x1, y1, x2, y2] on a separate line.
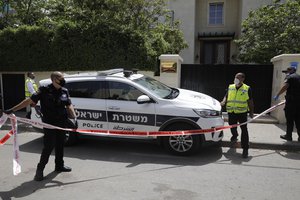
[209, 2, 224, 25]
[108, 81, 143, 101]
[66, 81, 107, 99]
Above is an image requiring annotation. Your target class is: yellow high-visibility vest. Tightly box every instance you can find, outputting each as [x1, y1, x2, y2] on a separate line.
[226, 83, 250, 113]
[25, 78, 38, 97]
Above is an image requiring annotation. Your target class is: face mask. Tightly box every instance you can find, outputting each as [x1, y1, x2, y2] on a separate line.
[58, 79, 66, 87]
[234, 78, 240, 85]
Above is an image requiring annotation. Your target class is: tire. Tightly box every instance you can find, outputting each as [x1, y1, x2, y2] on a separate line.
[64, 131, 78, 146]
[162, 123, 201, 156]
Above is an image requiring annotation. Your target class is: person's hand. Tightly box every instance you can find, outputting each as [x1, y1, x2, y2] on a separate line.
[273, 95, 279, 101]
[220, 101, 226, 107]
[3, 109, 13, 114]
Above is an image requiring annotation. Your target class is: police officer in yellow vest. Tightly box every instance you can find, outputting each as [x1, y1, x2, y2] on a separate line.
[221, 72, 254, 158]
[25, 72, 38, 119]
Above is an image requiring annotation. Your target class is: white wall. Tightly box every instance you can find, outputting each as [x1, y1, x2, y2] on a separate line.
[167, 0, 196, 64]
[168, 0, 275, 64]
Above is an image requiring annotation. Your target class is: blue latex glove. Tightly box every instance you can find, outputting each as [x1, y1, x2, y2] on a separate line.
[273, 95, 279, 101]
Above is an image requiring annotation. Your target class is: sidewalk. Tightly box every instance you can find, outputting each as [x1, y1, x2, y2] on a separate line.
[2, 112, 300, 151]
[222, 113, 300, 151]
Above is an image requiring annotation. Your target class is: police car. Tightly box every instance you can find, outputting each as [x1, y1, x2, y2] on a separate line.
[32, 69, 224, 155]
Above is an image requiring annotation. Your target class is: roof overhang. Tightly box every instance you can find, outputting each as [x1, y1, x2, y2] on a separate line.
[198, 32, 235, 41]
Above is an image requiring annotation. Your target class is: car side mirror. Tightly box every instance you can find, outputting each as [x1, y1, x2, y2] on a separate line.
[137, 95, 152, 104]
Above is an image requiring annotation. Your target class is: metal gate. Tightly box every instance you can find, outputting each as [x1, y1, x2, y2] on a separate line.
[180, 64, 274, 113]
[1, 74, 25, 110]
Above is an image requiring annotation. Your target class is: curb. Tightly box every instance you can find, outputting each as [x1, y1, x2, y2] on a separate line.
[222, 141, 300, 151]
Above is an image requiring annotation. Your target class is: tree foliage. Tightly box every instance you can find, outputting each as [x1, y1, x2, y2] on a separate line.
[235, 0, 300, 64]
[0, 0, 187, 71]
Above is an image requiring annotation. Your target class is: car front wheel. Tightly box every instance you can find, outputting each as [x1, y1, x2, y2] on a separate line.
[162, 123, 201, 156]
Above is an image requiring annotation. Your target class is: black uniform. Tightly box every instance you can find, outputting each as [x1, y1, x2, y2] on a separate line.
[284, 72, 300, 139]
[31, 84, 72, 170]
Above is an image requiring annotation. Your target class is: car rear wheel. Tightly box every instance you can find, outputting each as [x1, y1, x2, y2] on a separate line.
[162, 123, 201, 156]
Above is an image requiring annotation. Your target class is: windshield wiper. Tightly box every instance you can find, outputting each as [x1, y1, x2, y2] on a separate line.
[164, 88, 179, 99]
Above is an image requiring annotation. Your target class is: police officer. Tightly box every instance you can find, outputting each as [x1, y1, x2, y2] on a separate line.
[221, 72, 254, 158]
[4, 71, 76, 181]
[25, 72, 38, 119]
[274, 66, 300, 141]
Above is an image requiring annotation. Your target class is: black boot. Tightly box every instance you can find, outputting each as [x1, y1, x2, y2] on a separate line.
[34, 169, 44, 181]
[280, 134, 292, 141]
[242, 149, 248, 158]
[55, 165, 72, 172]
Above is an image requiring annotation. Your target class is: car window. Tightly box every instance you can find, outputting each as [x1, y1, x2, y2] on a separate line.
[108, 81, 143, 101]
[133, 76, 173, 98]
[65, 81, 107, 99]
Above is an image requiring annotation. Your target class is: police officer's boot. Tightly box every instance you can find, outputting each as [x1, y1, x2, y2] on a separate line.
[242, 149, 248, 158]
[34, 164, 44, 181]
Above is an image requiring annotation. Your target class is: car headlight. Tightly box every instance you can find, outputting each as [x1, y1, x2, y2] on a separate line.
[193, 109, 221, 118]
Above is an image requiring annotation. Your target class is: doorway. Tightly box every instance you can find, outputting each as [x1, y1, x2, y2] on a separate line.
[2, 73, 25, 110]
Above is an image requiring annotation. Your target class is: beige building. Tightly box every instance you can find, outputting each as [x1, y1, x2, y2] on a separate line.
[167, 0, 274, 64]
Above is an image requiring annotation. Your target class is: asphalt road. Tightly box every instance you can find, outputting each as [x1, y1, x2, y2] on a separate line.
[0, 129, 300, 200]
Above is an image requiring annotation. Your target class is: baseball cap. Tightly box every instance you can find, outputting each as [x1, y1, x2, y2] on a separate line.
[282, 66, 296, 73]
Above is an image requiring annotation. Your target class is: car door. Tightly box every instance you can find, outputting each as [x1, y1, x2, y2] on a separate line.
[66, 80, 108, 131]
[106, 80, 157, 134]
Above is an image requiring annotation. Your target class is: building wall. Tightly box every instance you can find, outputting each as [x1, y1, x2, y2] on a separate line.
[168, 0, 275, 64]
[167, 0, 196, 64]
[196, 0, 240, 63]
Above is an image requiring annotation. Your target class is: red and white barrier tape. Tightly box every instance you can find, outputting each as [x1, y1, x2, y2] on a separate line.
[0, 114, 21, 175]
[1, 101, 286, 138]
[0, 101, 285, 175]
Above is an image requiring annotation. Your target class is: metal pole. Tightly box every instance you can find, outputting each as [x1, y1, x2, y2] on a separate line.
[170, 10, 174, 28]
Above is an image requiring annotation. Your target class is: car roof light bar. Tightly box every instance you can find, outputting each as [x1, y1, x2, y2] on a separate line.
[124, 70, 133, 78]
[97, 68, 124, 76]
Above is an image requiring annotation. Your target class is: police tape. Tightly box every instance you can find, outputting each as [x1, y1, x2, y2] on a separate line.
[1, 100, 286, 139]
[0, 114, 21, 175]
[0, 101, 285, 176]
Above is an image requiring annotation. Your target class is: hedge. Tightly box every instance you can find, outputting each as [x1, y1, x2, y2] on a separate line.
[0, 24, 155, 72]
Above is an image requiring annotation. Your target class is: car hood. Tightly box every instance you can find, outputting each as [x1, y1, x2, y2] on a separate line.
[174, 88, 221, 111]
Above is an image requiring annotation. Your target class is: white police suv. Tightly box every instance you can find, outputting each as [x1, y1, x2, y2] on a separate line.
[32, 69, 224, 155]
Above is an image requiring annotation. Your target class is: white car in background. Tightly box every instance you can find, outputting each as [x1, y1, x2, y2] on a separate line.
[32, 69, 224, 155]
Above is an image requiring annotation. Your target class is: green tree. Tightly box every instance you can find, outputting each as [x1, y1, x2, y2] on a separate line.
[0, 0, 47, 28]
[0, 0, 187, 70]
[235, 0, 300, 64]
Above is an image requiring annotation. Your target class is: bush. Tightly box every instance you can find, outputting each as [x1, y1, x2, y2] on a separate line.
[0, 24, 156, 72]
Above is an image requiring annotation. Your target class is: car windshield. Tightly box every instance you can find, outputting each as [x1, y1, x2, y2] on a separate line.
[133, 76, 178, 99]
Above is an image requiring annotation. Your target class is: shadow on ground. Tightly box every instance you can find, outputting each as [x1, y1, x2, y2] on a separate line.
[0, 172, 59, 200]
[20, 135, 223, 167]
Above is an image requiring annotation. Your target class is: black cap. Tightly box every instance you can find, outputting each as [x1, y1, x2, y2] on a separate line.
[282, 67, 296, 73]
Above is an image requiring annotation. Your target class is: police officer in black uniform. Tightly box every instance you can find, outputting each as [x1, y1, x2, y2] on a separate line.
[274, 66, 300, 141]
[4, 71, 76, 181]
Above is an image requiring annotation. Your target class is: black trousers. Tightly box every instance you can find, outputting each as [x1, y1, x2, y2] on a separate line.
[285, 106, 300, 138]
[37, 128, 66, 170]
[228, 112, 249, 150]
